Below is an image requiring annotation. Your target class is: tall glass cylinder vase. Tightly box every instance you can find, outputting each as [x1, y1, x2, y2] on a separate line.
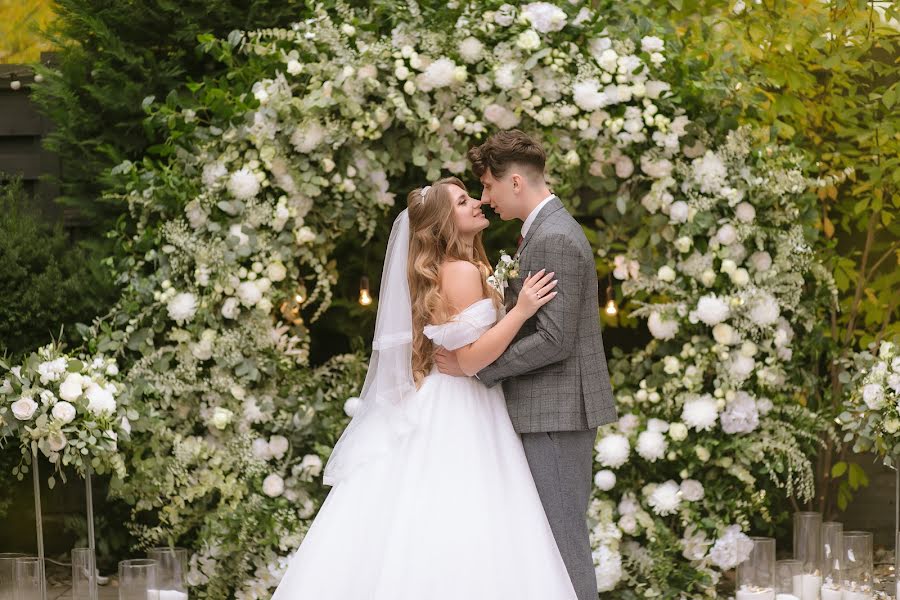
[0, 554, 25, 600]
[147, 547, 188, 599]
[13, 557, 43, 600]
[119, 559, 157, 600]
[841, 532, 873, 600]
[895, 530, 900, 600]
[71, 548, 97, 600]
[820, 521, 842, 600]
[776, 559, 803, 599]
[737, 537, 776, 600]
[794, 512, 822, 600]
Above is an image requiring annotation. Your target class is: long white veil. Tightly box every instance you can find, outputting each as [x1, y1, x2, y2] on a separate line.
[323, 209, 418, 486]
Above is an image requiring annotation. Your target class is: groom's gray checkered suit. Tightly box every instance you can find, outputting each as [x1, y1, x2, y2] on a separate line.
[477, 196, 617, 600]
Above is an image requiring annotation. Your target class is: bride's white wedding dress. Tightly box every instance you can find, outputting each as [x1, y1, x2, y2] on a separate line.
[271, 298, 577, 600]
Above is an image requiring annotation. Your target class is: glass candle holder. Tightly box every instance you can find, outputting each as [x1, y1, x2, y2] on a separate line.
[13, 557, 43, 600]
[841, 531, 873, 600]
[794, 512, 822, 600]
[119, 559, 157, 600]
[72, 547, 97, 600]
[0, 554, 25, 600]
[147, 547, 189, 599]
[776, 559, 802, 598]
[737, 537, 776, 600]
[820, 521, 842, 599]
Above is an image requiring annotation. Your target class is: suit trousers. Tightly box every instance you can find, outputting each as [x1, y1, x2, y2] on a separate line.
[521, 429, 597, 600]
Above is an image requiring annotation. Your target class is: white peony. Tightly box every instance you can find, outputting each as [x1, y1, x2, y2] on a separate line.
[572, 80, 607, 112]
[682, 394, 719, 431]
[735, 202, 756, 223]
[290, 122, 326, 154]
[51, 401, 77, 424]
[750, 251, 772, 272]
[720, 391, 759, 434]
[680, 479, 705, 501]
[594, 545, 623, 592]
[516, 29, 541, 51]
[862, 383, 885, 410]
[300, 454, 324, 477]
[85, 383, 116, 415]
[749, 291, 780, 326]
[713, 323, 738, 345]
[696, 294, 731, 326]
[221, 297, 240, 319]
[237, 281, 263, 307]
[647, 480, 681, 515]
[595, 434, 630, 468]
[167, 292, 198, 324]
[647, 311, 679, 340]
[668, 200, 689, 223]
[269, 435, 289, 460]
[344, 396, 362, 417]
[483, 104, 520, 130]
[58, 373, 84, 402]
[421, 58, 458, 90]
[636, 430, 667, 462]
[459, 37, 484, 63]
[12, 396, 38, 420]
[262, 473, 285, 498]
[522, 2, 567, 32]
[709, 525, 754, 570]
[226, 168, 260, 200]
[210, 407, 234, 430]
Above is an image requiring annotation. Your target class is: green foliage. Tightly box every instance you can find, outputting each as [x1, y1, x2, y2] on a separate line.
[0, 175, 117, 359]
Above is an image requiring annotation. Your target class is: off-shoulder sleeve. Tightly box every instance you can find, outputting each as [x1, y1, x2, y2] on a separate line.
[423, 299, 498, 350]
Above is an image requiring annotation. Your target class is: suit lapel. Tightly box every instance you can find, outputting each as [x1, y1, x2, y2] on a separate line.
[517, 196, 564, 258]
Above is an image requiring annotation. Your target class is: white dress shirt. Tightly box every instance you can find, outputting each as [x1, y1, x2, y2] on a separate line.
[521, 194, 556, 238]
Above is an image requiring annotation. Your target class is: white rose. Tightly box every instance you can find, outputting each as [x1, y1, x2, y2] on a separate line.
[221, 297, 240, 319]
[51, 401, 77, 424]
[731, 268, 750, 286]
[712, 323, 737, 346]
[237, 281, 263, 307]
[286, 59, 302, 75]
[262, 473, 285, 498]
[700, 269, 717, 287]
[735, 202, 756, 223]
[12, 396, 38, 421]
[266, 262, 287, 282]
[594, 469, 616, 491]
[344, 396, 361, 417]
[58, 373, 84, 402]
[516, 29, 541, 51]
[85, 383, 116, 415]
[750, 251, 772, 272]
[252, 438, 272, 460]
[657, 265, 676, 282]
[668, 201, 689, 223]
[716, 224, 738, 245]
[674, 236, 693, 253]
[598, 49, 618, 72]
[268, 435, 289, 460]
[669, 422, 688, 441]
[614, 156, 634, 179]
[641, 36, 665, 53]
[459, 37, 484, 63]
[211, 407, 234, 430]
[300, 454, 324, 477]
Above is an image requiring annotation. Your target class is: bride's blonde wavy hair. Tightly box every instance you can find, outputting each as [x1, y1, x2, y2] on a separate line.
[407, 177, 501, 386]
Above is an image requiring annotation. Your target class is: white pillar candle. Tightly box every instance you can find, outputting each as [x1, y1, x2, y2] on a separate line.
[737, 589, 776, 600]
[792, 575, 803, 598]
[158, 591, 189, 600]
[820, 586, 842, 600]
[800, 574, 822, 600]
[147, 590, 160, 600]
[840, 591, 871, 600]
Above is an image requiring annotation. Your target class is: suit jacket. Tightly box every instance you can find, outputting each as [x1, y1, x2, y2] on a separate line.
[477, 196, 618, 433]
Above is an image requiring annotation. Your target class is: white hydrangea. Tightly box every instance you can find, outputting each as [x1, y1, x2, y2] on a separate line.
[862, 383, 885, 410]
[594, 545, 623, 592]
[483, 104, 520, 130]
[521, 2, 567, 33]
[749, 291, 780, 326]
[682, 394, 719, 431]
[647, 311, 680, 341]
[720, 391, 760, 434]
[696, 294, 731, 326]
[595, 433, 630, 468]
[201, 161, 227, 188]
[728, 354, 756, 382]
[573, 79, 607, 111]
[167, 292, 198, 324]
[636, 430, 667, 462]
[37, 357, 67, 384]
[709, 525, 754, 570]
[226, 168, 261, 200]
[691, 150, 729, 194]
[647, 480, 681, 515]
[85, 382, 116, 415]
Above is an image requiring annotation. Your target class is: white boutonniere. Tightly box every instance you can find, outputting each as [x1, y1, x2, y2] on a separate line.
[487, 251, 520, 301]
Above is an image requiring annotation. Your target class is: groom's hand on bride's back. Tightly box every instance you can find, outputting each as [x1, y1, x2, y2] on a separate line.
[435, 348, 467, 377]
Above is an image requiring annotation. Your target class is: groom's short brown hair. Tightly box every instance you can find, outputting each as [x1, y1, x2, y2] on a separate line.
[467, 130, 546, 180]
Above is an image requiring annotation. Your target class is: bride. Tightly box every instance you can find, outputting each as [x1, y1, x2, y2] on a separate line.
[270, 176, 577, 600]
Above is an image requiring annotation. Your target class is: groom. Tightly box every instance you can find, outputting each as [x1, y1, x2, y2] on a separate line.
[435, 130, 618, 600]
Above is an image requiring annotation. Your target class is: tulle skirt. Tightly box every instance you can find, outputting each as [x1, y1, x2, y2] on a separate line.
[271, 368, 577, 600]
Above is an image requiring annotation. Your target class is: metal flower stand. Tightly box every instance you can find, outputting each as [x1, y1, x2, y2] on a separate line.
[30, 449, 99, 600]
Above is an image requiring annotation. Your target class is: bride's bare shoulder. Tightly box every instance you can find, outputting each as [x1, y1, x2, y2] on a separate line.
[438, 260, 484, 311]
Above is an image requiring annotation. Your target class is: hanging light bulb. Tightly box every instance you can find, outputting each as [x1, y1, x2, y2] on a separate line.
[359, 276, 373, 306]
[294, 284, 307, 305]
[604, 283, 618, 316]
[280, 284, 307, 326]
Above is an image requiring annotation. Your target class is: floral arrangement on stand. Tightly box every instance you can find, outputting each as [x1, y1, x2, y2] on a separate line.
[840, 341, 900, 465]
[1, 1, 839, 597]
